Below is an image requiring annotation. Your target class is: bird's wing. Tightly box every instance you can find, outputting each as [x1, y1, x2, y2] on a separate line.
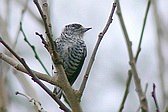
[65, 40, 87, 85]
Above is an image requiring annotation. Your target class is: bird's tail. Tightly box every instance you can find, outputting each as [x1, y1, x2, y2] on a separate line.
[53, 86, 63, 99]
[53, 86, 71, 107]
[52, 64, 63, 99]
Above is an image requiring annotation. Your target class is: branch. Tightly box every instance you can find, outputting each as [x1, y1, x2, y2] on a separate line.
[79, 2, 117, 97]
[35, 32, 49, 51]
[116, 1, 149, 111]
[136, 83, 149, 112]
[118, 0, 151, 111]
[20, 21, 50, 76]
[16, 91, 47, 112]
[151, 83, 160, 112]
[13, 0, 28, 49]
[118, 70, 132, 112]
[33, 0, 82, 111]
[33, 0, 56, 54]
[0, 52, 56, 84]
[0, 37, 71, 112]
[15, 0, 43, 25]
[135, 0, 151, 60]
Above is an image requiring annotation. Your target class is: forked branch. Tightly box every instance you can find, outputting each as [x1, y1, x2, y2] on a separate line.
[116, 0, 149, 111]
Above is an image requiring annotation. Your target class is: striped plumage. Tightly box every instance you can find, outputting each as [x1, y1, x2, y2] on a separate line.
[54, 23, 91, 97]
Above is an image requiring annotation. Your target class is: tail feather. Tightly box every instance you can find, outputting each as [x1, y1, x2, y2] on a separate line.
[53, 86, 62, 99]
[53, 86, 71, 107]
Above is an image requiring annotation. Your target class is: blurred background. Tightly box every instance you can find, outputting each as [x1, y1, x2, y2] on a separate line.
[0, 0, 168, 112]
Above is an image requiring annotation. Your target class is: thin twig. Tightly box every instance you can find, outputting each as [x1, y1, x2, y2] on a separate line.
[0, 37, 71, 112]
[135, 0, 151, 60]
[35, 32, 49, 51]
[118, 70, 132, 112]
[20, 22, 50, 76]
[13, 0, 28, 49]
[116, 1, 148, 111]
[79, 2, 117, 97]
[16, 91, 47, 112]
[144, 83, 148, 94]
[118, 0, 151, 111]
[152, 83, 160, 112]
[15, 0, 43, 25]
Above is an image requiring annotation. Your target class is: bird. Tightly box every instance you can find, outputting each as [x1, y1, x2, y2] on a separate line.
[54, 23, 91, 98]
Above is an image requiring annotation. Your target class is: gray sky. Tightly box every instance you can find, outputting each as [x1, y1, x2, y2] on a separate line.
[1, 0, 168, 112]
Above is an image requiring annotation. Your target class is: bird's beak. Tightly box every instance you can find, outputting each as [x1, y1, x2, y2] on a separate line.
[82, 27, 92, 32]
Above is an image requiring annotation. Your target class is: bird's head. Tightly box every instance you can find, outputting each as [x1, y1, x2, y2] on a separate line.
[62, 23, 91, 38]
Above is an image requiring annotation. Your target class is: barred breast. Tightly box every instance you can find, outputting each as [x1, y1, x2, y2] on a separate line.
[55, 38, 87, 85]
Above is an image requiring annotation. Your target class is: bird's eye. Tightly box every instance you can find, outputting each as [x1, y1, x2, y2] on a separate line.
[65, 25, 68, 29]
